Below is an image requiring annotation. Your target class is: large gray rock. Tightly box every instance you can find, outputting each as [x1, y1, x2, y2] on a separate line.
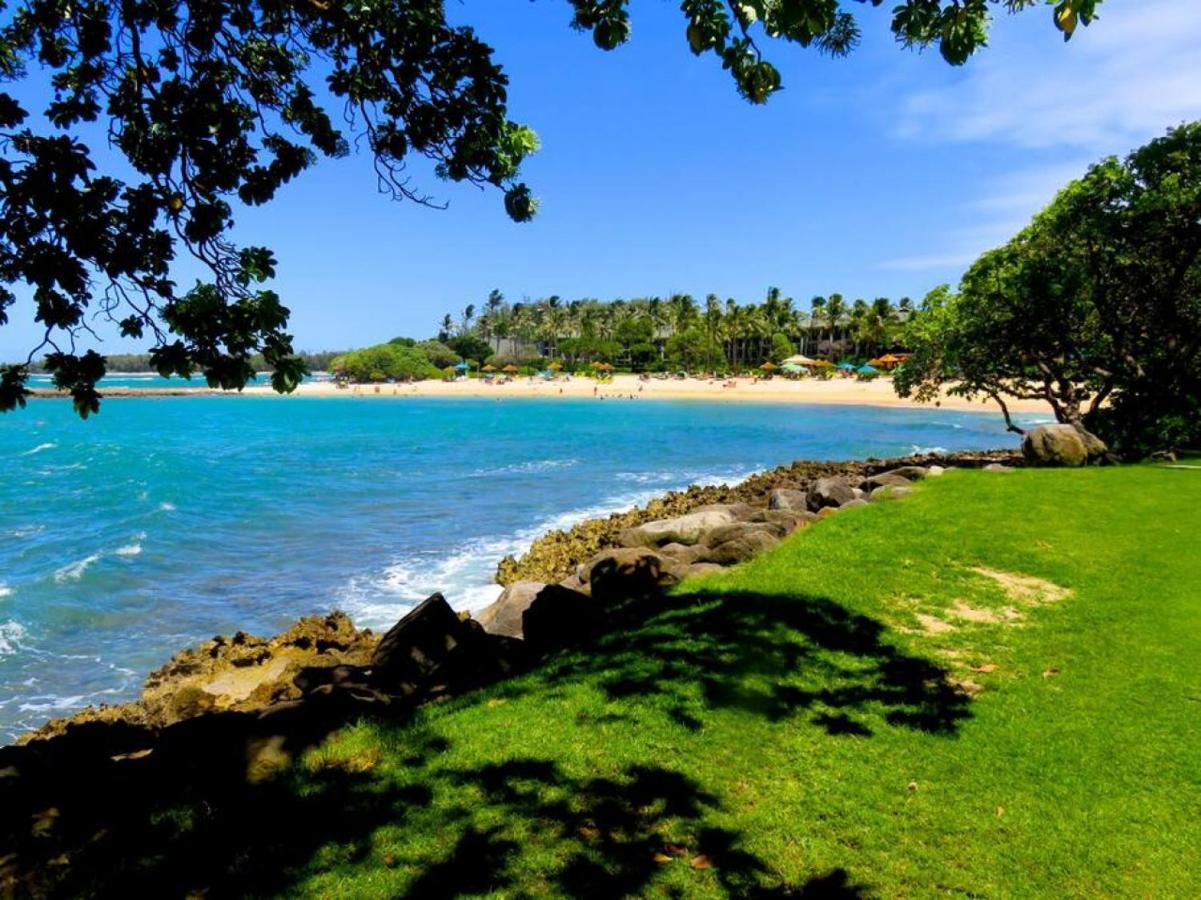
[1022, 424, 1107, 467]
[657, 542, 706, 565]
[882, 465, 930, 481]
[768, 488, 809, 512]
[862, 472, 912, 491]
[582, 547, 687, 605]
[618, 505, 747, 548]
[476, 581, 546, 639]
[871, 484, 914, 500]
[807, 477, 857, 511]
[760, 508, 817, 532]
[702, 522, 782, 565]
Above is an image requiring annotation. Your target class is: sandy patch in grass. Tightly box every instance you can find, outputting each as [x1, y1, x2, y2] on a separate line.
[970, 568, 1071, 604]
[915, 613, 956, 635]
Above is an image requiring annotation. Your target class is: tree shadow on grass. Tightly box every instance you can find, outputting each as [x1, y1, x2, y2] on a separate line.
[0, 587, 951, 896]
[538, 589, 972, 739]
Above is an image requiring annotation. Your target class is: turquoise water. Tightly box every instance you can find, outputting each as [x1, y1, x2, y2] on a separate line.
[27, 373, 325, 390]
[0, 396, 1036, 741]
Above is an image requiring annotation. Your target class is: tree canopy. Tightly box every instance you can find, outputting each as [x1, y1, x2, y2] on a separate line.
[895, 121, 1201, 456]
[0, 0, 1101, 416]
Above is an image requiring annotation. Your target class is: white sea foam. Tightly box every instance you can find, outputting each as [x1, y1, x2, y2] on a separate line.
[0, 620, 28, 656]
[158, 501, 177, 512]
[115, 532, 146, 556]
[338, 467, 761, 627]
[470, 458, 581, 477]
[54, 553, 101, 583]
[910, 445, 949, 456]
[20, 442, 57, 456]
[0, 585, 11, 599]
[8, 524, 44, 539]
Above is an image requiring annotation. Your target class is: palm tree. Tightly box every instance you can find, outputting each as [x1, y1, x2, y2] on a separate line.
[824, 294, 847, 359]
[438, 313, 455, 342]
[460, 303, 476, 335]
[808, 296, 826, 355]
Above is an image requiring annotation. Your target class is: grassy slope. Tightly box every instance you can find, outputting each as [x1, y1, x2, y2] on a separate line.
[291, 467, 1201, 898]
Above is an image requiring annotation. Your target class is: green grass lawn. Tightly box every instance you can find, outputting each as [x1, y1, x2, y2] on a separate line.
[286, 466, 1200, 898]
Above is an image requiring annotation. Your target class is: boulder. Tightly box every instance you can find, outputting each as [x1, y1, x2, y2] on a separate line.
[841, 498, 870, 510]
[685, 562, 726, 578]
[882, 465, 930, 481]
[370, 593, 475, 688]
[582, 547, 687, 605]
[983, 463, 1014, 472]
[702, 522, 782, 565]
[807, 477, 857, 511]
[657, 542, 705, 565]
[871, 485, 914, 500]
[861, 472, 912, 491]
[558, 573, 591, 595]
[760, 508, 815, 533]
[927, 465, 947, 477]
[618, 506, 745, 548]
[1022, 424, 1107, 467]
[475, 581, 546, 639]
[768, 488, 809, 512]
[522, 584, 602, 655]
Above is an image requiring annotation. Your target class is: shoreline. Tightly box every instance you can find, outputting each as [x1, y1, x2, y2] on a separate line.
[29, 374, 1053, 415]
[11, 447, 1020, 746]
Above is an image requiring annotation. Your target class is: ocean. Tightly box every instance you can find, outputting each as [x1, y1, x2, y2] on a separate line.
[0, 394, 1037, 741]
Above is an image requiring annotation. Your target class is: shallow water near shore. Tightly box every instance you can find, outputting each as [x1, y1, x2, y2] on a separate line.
[0, 395, 1039, 741]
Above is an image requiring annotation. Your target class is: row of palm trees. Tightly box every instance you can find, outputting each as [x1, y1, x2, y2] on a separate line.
[440, 288, 913, 371]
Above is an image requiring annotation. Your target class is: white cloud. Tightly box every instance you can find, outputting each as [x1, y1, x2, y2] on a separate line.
[894, 0, 1201, 152]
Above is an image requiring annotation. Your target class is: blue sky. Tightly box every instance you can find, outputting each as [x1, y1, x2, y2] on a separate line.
[3, 0, 1201, 359]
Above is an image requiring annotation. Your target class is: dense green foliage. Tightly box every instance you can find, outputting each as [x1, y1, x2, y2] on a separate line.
[0, 0, 1097, 417]
[328, 343, 442, 384]
[443, 288, 909, 374]
[896, 123, 1201, 455]
[570, 0, 1099, 98]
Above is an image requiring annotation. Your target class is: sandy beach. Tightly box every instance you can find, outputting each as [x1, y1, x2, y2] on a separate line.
[235, 374, 1051, 414]
[27, 373, 1050, 414]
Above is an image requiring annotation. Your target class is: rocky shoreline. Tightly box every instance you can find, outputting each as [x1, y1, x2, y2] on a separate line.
[13, 449, 1018, 747]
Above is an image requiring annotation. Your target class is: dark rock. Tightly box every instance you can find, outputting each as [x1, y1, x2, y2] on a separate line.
[807, 477, 857, 511]
[1022, 424, 1107, 467]
[370, 593, 473, 688]
[703, 523, 781, 565]
[475, 581, 546, 639]
[558, 573, 591, 595]
[582, 547, 686, 605]
[522, 584, 602, 655]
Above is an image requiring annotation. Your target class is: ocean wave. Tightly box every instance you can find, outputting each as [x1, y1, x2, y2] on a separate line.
[20, 442, 57, 456]
[470, 458, 580, 477]
[115, 532, 147, 557]
[0, 620, 28, 656]
[158, 501, 177, 512]
[0, 585, 11, 599]
[910, 445, 949, 455]
[8, 524, 44, 539]
[54, 553, 101, 583]
[338, 467, 762, 627]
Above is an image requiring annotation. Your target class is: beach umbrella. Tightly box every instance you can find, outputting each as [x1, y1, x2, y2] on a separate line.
[502, 364, 520, 374]
[837, 362, 856, 371]
[454, 361, 469, 371]
[594, 361, 614, 371]
[783, 354, 817, 366]
[878, 353, 902, 364]
[857, 365, 879, 375]
[482, 364, 496, 372]
[781, 362, 804, 374]
[548, 361, 563, 371]
[811, 359, 835, 369]
[760, 362, 778, 371]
